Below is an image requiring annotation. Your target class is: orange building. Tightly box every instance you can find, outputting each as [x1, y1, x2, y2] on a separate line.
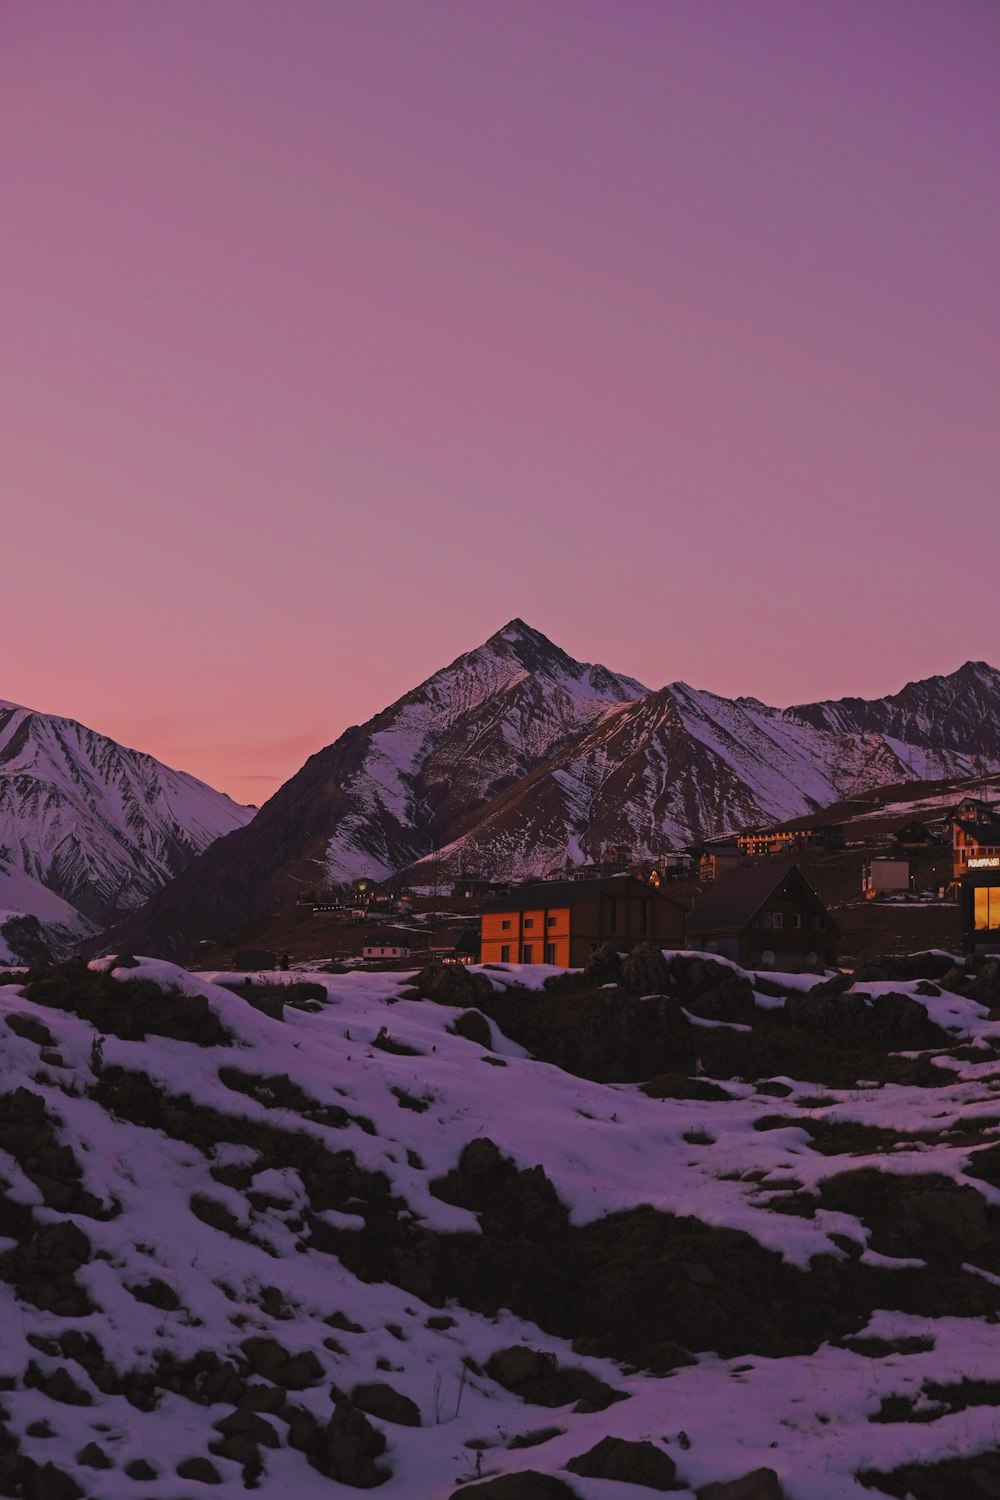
[480, 875, 686, 968]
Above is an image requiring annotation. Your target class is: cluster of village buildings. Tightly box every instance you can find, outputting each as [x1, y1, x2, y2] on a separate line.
[250, 795, 999, 977]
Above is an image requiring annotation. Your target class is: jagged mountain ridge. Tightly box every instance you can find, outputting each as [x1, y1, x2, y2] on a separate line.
[101, 623, 1000, 956]
[0, 700, 253, 941]
[406, 672, 993, 882]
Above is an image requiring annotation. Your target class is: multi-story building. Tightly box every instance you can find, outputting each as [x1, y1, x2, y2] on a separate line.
[480, 875, 686, 968]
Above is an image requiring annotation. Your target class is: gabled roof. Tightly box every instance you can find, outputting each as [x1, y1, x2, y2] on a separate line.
[956, 819, 1000, 845]
[482, 874, 670, 913]
[362, 929, 412, 947]
[688, 863, 834, 935]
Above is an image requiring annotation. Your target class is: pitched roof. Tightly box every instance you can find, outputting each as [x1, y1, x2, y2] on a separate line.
[688, 863, 832, 934]
[956, 820, 1000, 844]
[482, 875, 663, 913]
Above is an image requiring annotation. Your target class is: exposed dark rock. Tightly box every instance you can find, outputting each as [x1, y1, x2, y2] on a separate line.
[853, 953, 959, 985]
[698, 1469, 785, 1500]
[451, 1010, 493, 1048]
[288, 1400, 391, 1488]
[817, 1170, 993, 1268]
[454, 1473, 580, 1498]
[24, 961, 230, 1046]
[408, 962, 494, 1007]
[670, 955, 743, 998]
[124, 1458, 158, 1480]
[583, 942, 622, 987]
[4, 1013, 55, 1047]
[969, 959, 1000, 1008]
[239, 1337, 324, 1389]
[0, 1218, 94, 1317]
[508, 1427, 565, 1450]
[176, 1455, 222, 1484]
[24, 1362, 92, 1406]
[484, 1347, 626, 1413]
[76, 1442, 112, 1469]
[684, 974, 757, 1023]
[784, 988, 950, 1049]
[431, 1139, 568, 1241]
[0, 1089, 109, 1219]
[127, 1277, 180, 1310]
[216, 1407, 281, 1447]
[641, 1074, 734, 1101]
[351, 1381, 421, 1427]
[565, 1435, 676, 1488]
[620, 942, 672, 996]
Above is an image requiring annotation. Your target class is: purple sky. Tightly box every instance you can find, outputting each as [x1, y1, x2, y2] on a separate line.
[2, 1, 998, 801]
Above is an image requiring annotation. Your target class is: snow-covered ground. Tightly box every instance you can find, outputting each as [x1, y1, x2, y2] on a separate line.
[2, 953, 1000, 1496]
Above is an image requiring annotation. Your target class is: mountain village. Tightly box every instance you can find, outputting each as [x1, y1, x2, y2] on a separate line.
[4, 631, 1000, 1500]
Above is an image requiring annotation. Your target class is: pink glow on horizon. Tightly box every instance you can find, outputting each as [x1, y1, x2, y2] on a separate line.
[2, 2, 997, 801]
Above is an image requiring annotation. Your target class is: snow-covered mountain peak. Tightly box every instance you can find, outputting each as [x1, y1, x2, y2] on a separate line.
[106, 641, 1000, 956]
[0, 699, 253, 938]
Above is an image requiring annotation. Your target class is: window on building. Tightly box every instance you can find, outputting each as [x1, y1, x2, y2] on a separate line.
[501, 919, 511, 930]
[545, 943, 557, 964]
[974, 887, 1000, 931]
[521, 943, 533, 963]
[524, 918, 535, 929]
[500, 944, 511, 963]
[546, 916, 557, 927]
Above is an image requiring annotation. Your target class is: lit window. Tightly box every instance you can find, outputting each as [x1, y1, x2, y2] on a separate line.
[975, 887, 1000, 931]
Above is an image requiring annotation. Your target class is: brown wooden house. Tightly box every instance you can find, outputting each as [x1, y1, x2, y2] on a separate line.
[687, 863, 837, 972]
[480, 875, 686, 968]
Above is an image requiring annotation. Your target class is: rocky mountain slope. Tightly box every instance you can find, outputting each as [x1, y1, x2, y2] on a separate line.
[101, 624, 1000, 958]
[100, 622, 646, 955]
[0, 700, 252, 952]
[3, 948, 1000, 1496]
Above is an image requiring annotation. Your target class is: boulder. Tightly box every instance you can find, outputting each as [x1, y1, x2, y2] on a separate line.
[670, 955, 743, 998]
[784, 988, 950, 1049]
[484, 1347, 627, 1413]
[698, 1468, 785, 1500]
[683, 974, 756, 1022]
[351, 1381, 421, 1427]
[853, 953, 958, 984]
[322, 1401, 391, 1488]
[620, 943, 672, 996]
[968, 959, 1000, 1008]
[239, 1336, 323, 1389]
[431, 1140, 568, 1240]
[454, 1473, 580, 1498]
[176, 1456, 222, 1484]
[409, 963, 494, 1007]
[583, 942, 623, 987]
[451, 1010, 493, 1049]
[566, 1435, 676, 1489]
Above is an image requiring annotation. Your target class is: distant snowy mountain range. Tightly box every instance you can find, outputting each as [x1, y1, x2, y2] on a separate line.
[0, 700, 252, 960]
[102, 621, 1000, 958]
